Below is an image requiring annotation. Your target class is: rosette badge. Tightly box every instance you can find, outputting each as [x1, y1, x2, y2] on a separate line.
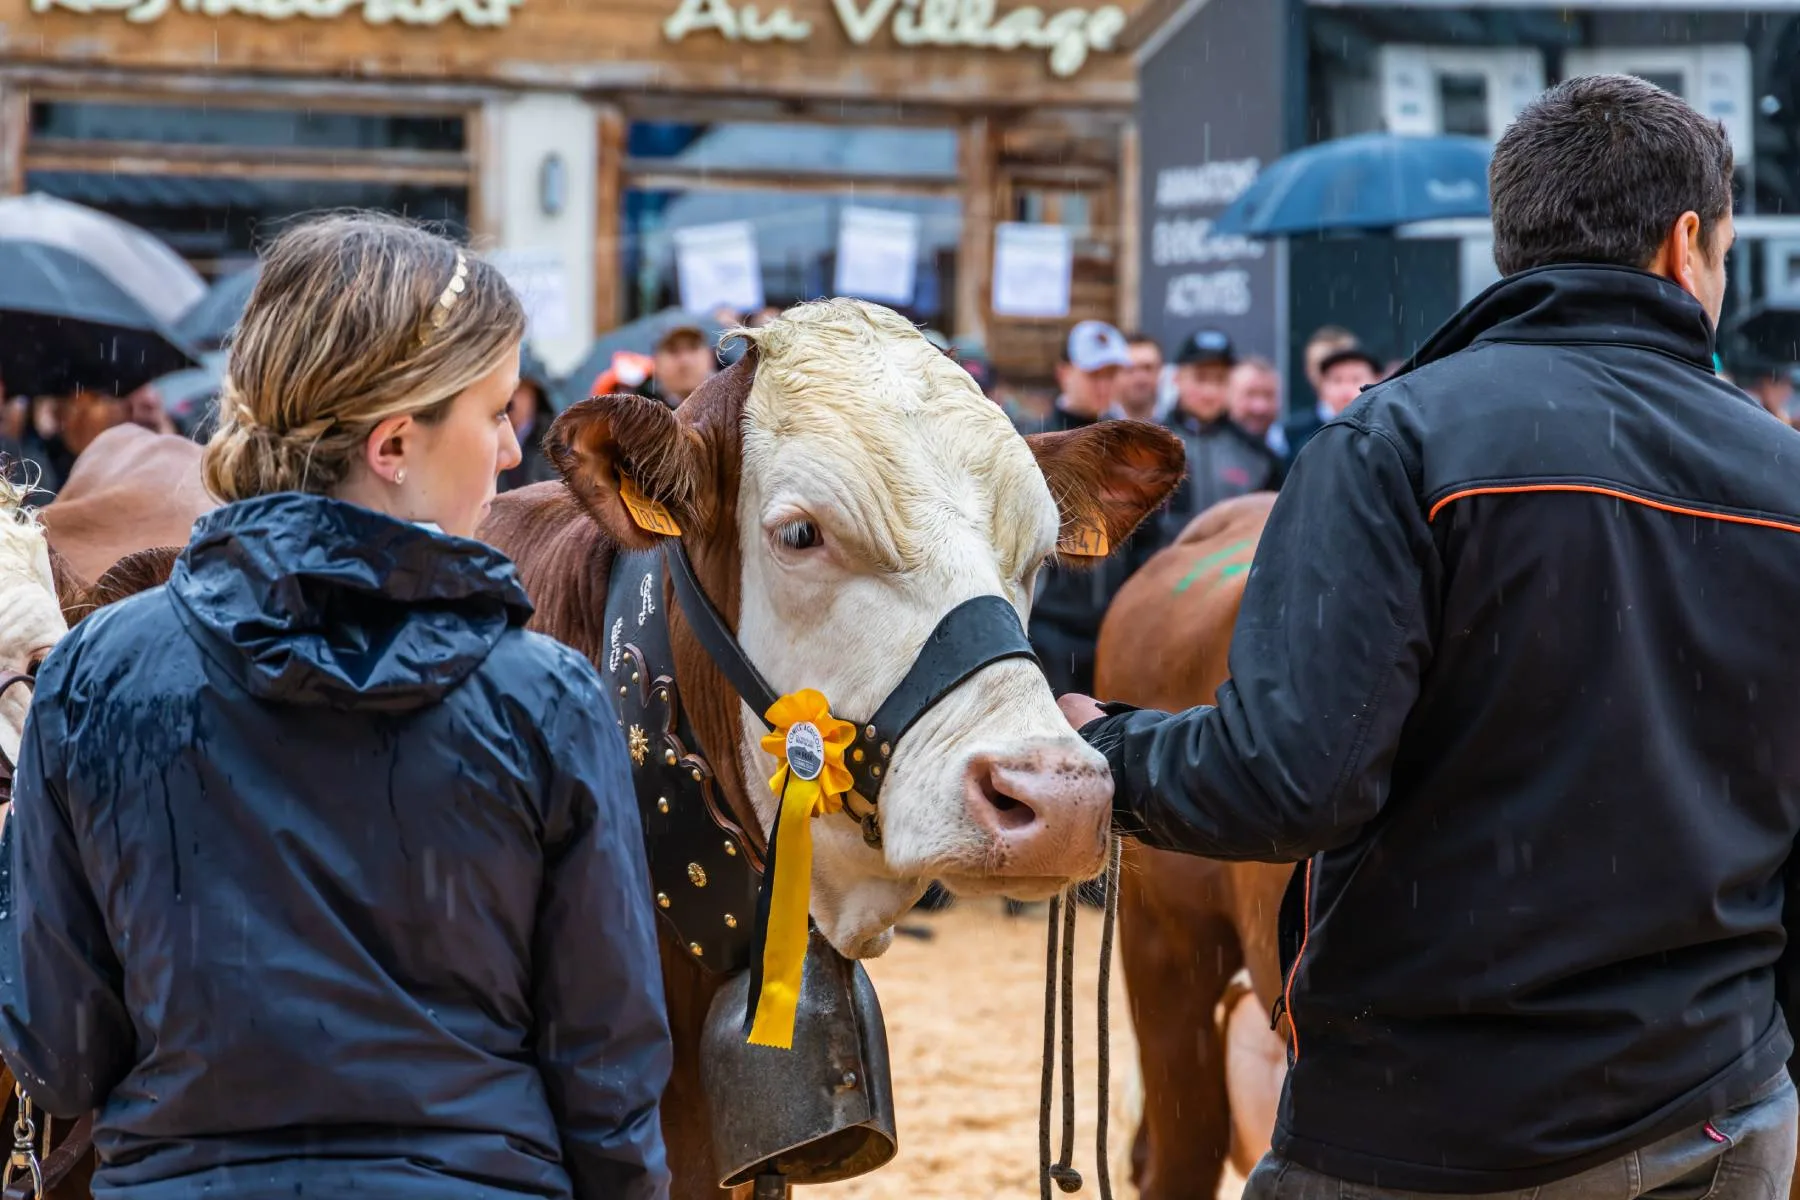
[747, 689, 856, 1049]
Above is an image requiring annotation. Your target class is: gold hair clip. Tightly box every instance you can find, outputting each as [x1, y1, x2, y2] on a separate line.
[419, 250, 469, 347]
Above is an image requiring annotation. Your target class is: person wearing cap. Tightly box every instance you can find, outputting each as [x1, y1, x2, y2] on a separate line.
[1284, 341, 1384, 459]
[649, 323, 717, 407]
[1157, 328, 1282, 544]
[499, 347, 561, 492]
[589, 324, 719, 410]
[1016, 320, 1143, 696]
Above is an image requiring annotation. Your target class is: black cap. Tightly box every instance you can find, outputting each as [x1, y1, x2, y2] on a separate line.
[1317, 344, 1385, 376]
[1175, 328, 1236, 368]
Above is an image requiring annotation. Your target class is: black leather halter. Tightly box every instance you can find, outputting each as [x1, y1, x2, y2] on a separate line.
[604, 543, 1038, 973]
[663, 541, 1039, 846]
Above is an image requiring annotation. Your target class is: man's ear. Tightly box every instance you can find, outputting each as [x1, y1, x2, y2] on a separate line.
[1027, 421, 1186, 562]
[545, 392, 703, 550]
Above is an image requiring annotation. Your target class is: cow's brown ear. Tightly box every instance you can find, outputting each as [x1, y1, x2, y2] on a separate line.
[545, 393, 703, 550]
[1026, 421, 1186, 563]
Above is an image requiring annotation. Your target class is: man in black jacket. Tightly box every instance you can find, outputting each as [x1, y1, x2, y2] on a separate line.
[1065, 75, 1800, 1197]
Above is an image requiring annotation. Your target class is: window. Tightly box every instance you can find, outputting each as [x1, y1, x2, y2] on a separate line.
[23, 98, 475, 277]
[1436, 73, 1490, 138]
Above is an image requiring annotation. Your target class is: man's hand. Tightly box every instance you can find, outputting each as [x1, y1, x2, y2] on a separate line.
[1058, 693, 1106, 733]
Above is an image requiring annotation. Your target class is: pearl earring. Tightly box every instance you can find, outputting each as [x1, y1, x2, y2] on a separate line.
[394, 469, 406, 485]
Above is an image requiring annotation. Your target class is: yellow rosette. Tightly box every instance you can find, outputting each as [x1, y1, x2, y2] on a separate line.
[746, 688, 856, 1049]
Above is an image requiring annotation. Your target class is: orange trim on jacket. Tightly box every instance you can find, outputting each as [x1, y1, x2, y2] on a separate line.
[1283, 859, 1314, 1060]
[1428, 482, 1800, 536]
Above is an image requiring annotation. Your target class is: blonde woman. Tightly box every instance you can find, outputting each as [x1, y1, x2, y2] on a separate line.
[0, 214, 672, 1199]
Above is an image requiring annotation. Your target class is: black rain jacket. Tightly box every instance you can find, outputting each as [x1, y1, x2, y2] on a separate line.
[1084, 265, 1800, 1190]
[0, 492, 671, 1199]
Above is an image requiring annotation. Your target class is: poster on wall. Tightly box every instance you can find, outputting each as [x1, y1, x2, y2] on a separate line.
[991, 223, 1072, 319]
[834, 207, 920, 306]
[488, 247, 571, 344]
[1137, 0, 1285, 361]
[673, 221, 765, 315]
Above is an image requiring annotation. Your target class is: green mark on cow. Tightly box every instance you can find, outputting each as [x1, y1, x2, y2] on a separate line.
[1174, 539, 1253, 594]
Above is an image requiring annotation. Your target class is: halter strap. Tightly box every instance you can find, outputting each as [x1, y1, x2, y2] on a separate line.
[663, 541, 778, 728]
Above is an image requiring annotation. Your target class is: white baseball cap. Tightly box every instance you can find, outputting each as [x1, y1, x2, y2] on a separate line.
[1065, 320, 1133, 373]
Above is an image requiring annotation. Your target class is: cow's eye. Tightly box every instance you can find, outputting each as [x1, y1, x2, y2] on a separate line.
[774, 520, 822, 552]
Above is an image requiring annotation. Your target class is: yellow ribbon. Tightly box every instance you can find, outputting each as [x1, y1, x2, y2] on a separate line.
[747, 688, 856, 1049]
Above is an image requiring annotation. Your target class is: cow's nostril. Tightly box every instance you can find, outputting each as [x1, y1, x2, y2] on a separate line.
[973, 762, 1040, 832]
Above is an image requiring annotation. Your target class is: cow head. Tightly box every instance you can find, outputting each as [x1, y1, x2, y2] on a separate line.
[550, 300, 1183, 958]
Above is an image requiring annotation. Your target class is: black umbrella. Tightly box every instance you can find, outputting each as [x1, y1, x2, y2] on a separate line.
[1721, 302, 1800, 368]
[177, 265, 260, 351]
[0, 240, 197, 397]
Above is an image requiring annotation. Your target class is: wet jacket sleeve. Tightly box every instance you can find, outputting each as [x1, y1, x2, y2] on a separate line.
[533, 672, 673, 1200]
[0, 669, 134, 1116]
[1082, 419, 1437, 862]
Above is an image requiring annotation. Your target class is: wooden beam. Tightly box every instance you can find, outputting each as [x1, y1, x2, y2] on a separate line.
[956, 115, 997, 348]
[0, 85, 27, 198]
[24, 143, 472, 185]
[595, 103, 626, 337]
[621, 164, 957, 199]
[0, 66, 500, 110]
[1117, 119, 1140, 333]
[466, 100, 502, 247]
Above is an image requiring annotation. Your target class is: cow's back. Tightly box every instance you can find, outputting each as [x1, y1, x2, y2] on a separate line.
[41, 425, 215, 586]
[480, 481, 619, 667]
[1096, 491, 1273, 713]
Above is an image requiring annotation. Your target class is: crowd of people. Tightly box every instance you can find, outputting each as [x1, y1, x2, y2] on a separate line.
[1009, 314, 1390, 696]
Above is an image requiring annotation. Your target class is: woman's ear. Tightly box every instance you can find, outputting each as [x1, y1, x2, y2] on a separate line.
[364, 412, 413, 486]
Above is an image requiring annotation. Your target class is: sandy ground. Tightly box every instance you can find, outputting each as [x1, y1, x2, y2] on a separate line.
[814, 897, 1247, 1200]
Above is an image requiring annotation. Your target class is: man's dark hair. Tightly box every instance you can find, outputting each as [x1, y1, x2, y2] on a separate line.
[1122, 331, 1160, 351]
[1490, 74, 1734, 277]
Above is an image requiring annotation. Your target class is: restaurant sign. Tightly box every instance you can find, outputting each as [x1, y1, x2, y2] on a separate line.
[663, 0, 1127, 77]
[29, 0, 520, 24]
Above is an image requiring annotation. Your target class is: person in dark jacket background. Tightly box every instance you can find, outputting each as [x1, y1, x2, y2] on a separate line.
[1158, 329, 1281, 542]
[0, 213, 672, 1199]
[499, 345, 560, 492]
[1019, 319, 1150, 696]
[1064, 76, 1800, 1198]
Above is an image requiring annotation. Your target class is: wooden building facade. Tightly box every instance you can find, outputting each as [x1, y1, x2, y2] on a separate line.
[0, 0, 1161, 377]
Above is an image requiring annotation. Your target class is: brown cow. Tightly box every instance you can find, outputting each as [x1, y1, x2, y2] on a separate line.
[39, 423, 213, 588]
[482, 299, 1184, 1198]
[1093, 493, 1290, 1200]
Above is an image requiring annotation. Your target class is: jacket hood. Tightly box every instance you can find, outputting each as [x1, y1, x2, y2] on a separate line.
[168, 492, 534, 711]
[1393, 263, 1718, 381]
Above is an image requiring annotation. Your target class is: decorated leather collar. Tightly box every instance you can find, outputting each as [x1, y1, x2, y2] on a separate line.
[603, 549, 761, 973]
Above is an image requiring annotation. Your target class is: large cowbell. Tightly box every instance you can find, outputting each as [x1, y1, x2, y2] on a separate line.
[700, 930, 898, 1187]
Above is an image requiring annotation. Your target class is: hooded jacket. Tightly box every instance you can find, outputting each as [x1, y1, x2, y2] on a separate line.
[1083, 265, 1800, 1189]
[0, 493, 671, 1199]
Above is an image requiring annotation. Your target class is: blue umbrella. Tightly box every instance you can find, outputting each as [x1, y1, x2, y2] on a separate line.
[1210, 134, 1493, 238]
[177, 265, 260, 351]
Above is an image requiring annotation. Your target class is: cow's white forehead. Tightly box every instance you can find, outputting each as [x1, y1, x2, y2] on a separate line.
[736, 299, 1058, 576]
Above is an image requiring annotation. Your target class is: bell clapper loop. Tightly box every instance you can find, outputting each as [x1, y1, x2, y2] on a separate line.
[3, 1083, 44, 1199]
[753, 1170, 791, 1199]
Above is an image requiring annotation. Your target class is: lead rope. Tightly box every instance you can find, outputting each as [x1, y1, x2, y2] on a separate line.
[1038, 837, 1122, 1200]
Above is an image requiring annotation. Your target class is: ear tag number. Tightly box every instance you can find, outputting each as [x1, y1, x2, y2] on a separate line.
[1058, 511, 1110, 558]
[619, 473, 683, 537]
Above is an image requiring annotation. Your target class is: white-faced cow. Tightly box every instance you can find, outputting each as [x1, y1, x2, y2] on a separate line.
[482, 298, 1184, 1196]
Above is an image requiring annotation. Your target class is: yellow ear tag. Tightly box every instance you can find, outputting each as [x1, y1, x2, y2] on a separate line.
[618, 473, 682, 537]
[1058, 511, 1111, 558]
